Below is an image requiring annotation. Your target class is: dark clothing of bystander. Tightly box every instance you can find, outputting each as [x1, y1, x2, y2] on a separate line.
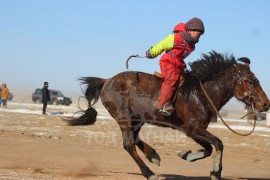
[42, 82, 50, 114]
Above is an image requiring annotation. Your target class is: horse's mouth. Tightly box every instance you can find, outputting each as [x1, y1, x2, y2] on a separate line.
[243, 97, 255, 108]
[260, 103, 269, 112]
[254, 102, 269, 112]
[243, 97, 269, 112]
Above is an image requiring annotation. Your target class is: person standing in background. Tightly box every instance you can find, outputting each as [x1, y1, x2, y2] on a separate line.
[1, 83, 9, 108]
[42, 82, 50, 114]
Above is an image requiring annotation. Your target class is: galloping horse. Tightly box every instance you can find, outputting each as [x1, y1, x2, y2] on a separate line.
[67, 51, 269, 180]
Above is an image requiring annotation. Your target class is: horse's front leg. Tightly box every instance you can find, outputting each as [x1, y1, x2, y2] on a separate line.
[185, 128, 223, 180]
[178, 139, 212, 162]
[210, 147, 223, 180]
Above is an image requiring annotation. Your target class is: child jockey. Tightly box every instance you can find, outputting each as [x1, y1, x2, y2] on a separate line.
[146, 17, 205, 116]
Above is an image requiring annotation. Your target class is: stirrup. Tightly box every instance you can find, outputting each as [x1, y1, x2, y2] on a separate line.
[159, 102, 174, 116]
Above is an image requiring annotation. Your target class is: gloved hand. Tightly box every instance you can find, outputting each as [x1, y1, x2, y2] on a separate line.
[146, 49, 154, 59]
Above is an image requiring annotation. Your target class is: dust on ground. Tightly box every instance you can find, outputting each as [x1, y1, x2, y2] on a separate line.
[0, 102, 269, 180]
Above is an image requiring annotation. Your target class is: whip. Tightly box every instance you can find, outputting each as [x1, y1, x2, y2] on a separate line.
[125, 55, 146, 70]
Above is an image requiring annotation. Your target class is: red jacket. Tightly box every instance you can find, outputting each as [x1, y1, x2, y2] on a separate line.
[149, 23, 195, 70]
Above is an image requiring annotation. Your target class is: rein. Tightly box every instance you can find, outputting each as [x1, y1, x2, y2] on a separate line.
[199, 80, 257, 136]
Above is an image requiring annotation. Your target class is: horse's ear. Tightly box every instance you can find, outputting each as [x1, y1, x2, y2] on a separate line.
[238, 57, 251, 65]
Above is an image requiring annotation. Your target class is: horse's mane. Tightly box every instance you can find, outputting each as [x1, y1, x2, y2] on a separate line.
[182, 51, 237, 96]
[188, 50, 237, 81]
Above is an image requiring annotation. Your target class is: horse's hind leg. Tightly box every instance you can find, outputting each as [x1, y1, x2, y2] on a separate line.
[136, 138, 161, 166]
[133, 125, 161, 166]
[178, 139, 212, 162]
[120, 121, 157, 180]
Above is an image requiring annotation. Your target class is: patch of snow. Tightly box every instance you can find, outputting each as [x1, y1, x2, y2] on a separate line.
[1, 102, 269, 135]
[208, 124, 270, 132]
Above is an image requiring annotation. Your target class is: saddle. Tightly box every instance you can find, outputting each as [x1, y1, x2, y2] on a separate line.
[154, 71, 164, 80]
[153, 71, 185, 86]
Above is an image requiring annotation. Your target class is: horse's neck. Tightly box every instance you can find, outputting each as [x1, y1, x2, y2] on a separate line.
[204, 68, 238, 110]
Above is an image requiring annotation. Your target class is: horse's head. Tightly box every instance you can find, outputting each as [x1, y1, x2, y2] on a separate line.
[234, 64, 270, 112]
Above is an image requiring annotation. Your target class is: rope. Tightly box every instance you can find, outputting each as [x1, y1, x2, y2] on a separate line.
[199, 80, 257, 136]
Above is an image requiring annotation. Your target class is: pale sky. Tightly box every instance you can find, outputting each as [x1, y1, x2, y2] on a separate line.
[1, 0, 270, 98]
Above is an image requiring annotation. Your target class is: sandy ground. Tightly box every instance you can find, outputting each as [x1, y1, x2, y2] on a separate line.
[0, 102, 270, 180]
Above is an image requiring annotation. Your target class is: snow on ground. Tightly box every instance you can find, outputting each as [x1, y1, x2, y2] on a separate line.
[0, 102, 112, 119]
[1, 102, 269, 134]
[208, 123, 270, 133]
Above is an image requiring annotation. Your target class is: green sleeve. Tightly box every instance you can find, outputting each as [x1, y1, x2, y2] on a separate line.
[149, 34, 174, 58]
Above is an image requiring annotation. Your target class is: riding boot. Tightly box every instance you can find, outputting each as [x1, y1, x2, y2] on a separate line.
[160, 102, 175, 116]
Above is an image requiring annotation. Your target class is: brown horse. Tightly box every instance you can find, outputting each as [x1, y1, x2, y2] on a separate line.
[67, 51, 269, 180]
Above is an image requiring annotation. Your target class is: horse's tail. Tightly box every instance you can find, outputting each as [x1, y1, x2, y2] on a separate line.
[67, 77, 107, 126]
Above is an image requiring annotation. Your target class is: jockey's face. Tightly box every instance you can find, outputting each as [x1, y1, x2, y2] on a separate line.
[188, 30, 203, 41]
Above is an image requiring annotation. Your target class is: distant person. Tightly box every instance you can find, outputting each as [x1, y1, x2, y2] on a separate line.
[1, 83, 9, 108]
[42, 82, 50, 114]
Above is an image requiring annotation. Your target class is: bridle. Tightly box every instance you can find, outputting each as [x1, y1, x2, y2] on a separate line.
[199, 64, 257, 136]
[236, 68, 257, 122]
[237, 71, 255, 98]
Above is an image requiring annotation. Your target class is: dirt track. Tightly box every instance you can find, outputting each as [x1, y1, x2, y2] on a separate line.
[0, 103, 270, 180]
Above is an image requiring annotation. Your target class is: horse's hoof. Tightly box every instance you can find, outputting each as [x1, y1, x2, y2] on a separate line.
[210, 171, 221, 180]
[151, 157, 160, 166]
[148, 174, 157, 180]
[178, 150, 192, 160]
[210, 174, 220, 180]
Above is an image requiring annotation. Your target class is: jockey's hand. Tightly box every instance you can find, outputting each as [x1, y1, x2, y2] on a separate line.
[146, 49, 154, 59]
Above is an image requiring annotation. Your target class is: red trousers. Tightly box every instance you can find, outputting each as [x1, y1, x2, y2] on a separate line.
[159, 53, 186, 108]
